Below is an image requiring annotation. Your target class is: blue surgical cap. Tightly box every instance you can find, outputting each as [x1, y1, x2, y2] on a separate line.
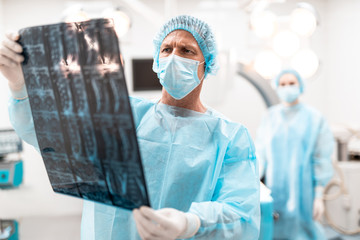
[152, 15, 219, 77]
[274, 69, 305, 93]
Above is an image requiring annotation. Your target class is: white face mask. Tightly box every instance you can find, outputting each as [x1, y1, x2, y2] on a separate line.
[157, 54, 205, 100]
[276, 85, 301, 103]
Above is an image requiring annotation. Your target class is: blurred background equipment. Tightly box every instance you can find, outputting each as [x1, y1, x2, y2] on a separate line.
[324, 126, 360, 235]
[0, 129, 22, 240]
[0, 129, 23, 188]
[0, 220, 19, 240]
[237, 62, 280, 107]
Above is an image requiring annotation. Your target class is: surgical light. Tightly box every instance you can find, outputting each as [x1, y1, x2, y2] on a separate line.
[272, 31, 300, 57]
[254, 50, 282, 79]
[291, 49, 319, 78]
[63, 6, 89, 23]
[102, 8, 131, 38]
[290, 3, 317, 37]
[250, 11, 277, 38]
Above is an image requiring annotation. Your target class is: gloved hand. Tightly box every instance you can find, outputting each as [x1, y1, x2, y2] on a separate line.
[0, 32, 25, 92]
[313, 198, 325, 221]
[133, 206, 200, 240]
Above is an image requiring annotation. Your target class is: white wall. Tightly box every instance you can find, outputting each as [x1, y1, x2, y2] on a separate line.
[322, 0, 360, 126]
[0, 0, 359, 219]
[0, 0, 12, 129]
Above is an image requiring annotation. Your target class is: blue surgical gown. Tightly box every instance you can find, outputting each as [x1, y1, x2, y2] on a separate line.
[256, 103, 334, 240]
[9, 95, 260, 239]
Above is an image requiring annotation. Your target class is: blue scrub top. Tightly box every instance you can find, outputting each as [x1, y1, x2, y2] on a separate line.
[9, 95, 260, 239]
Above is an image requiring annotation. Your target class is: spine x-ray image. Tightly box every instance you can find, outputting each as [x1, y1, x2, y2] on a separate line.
[18, 18, 150, 210]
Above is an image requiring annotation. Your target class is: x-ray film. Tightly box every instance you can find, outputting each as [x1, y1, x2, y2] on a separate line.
[18, 18, 150, 210]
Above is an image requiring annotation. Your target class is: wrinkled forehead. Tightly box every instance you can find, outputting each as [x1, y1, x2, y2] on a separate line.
[161, 29, 201, 49]
[279, 73, 299, 84]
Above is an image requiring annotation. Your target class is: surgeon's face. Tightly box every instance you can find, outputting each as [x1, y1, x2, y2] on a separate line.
[159, 30, 205, 81]
[278, 73, 300, 87]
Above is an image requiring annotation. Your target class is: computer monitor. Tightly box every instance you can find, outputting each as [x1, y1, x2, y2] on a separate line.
[132, 58, 162, 91]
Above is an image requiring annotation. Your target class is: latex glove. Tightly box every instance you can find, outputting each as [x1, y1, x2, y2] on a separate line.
[313, 198, 325, 221]
[0, 32, 25, 92]
[133, 206, 200, 240]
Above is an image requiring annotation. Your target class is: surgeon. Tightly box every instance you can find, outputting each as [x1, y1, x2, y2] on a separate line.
[256, 69, 334, 239]
[1, 15, 260, 239]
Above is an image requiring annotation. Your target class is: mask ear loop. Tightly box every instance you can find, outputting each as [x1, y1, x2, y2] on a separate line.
[198, 61, 206, 81]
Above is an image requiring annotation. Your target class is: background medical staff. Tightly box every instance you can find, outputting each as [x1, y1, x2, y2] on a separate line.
[256, 69, 334, 239]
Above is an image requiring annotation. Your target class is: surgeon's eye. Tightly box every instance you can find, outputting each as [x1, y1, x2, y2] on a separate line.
[161, 47, 171, 53]
[182, 48, 194, 54]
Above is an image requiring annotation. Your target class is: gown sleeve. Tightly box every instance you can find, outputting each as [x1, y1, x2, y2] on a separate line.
[255, 113, 269, 179]
[8, 87, 39, 149]
[311, 117, 335, 198]
[188, 126, 260, 239]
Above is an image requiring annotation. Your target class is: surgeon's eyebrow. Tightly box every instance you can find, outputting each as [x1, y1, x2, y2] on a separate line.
[182, 43, 197, 50]
[177, 42, 200, 55]
[182, 40, 200, 48]
[160, 43, 172, 50]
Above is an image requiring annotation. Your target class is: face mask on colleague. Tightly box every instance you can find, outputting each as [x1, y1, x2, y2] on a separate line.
[276, 85, 301, 103]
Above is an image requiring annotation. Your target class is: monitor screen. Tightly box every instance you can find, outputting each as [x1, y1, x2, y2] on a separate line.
[132, 58, 162, 91]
